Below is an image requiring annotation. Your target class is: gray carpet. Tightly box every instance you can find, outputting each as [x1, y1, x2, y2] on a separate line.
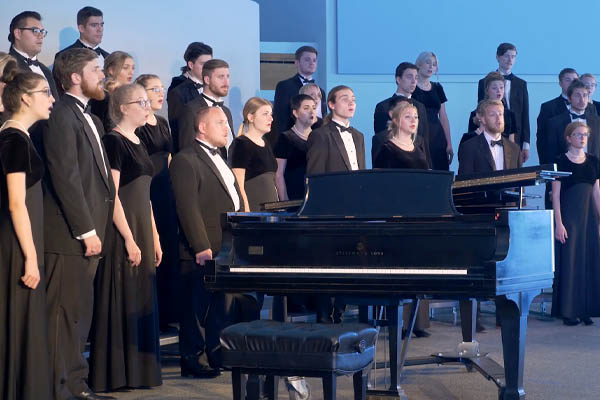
[105, 310, 600, 399]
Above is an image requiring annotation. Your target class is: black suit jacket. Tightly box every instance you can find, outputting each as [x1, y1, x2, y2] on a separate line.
[270, 74, 327, 146]
[170, 142, 242, 259]
[41, 94, 115, 255]
[536, 95, 569, 158]
[458, 134, 522, 175]
[176, 95, 234, 156]
[477, 73, 529, 147]
[306, 121, 366, 175]
[373, 94, 430, 157]
[10, 46, 58, 99]
[167, 78, 202, 149]
[167, 74, 187, 96]
[540, 107, 600, 164]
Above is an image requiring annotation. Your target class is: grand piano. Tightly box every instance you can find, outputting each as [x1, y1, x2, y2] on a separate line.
[205, 166, 566, 400]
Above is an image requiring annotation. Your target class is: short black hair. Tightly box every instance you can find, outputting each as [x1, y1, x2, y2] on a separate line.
[295, 45, 317, 60]
[77, 6, 103, 26]
[559, 67, 578, 82]
[567, 79, 587, 98]
[290, 94, 315, 113]
[182, 42, 213, 72]
[8, 11, 41, 44]
[395, 62, 418, 79]
[496, 43, 516, 57]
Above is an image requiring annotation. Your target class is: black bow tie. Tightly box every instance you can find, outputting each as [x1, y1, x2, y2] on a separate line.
[570, 112, 586, 120]
[490, 139, 503, 147]
[502, 73, 514, 81]
[26, 58, 40, 67]
[299, 75, 315, 84]
[333, 121, 350, 133]
[73, 97, 91, 114]
[193, 81, 203, 90]
[202, 93, 223, 107]
[197, 140, 219, 156]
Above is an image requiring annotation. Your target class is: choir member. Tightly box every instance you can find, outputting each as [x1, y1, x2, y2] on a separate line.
[167, 42, 213, 148]
[54, 6, 108, 96]
[307, 85, 365, 324]
[271, 45, 326, 147]
[536, 68, 578, 159]
[89, 83, 162, 392]
[170, 107, 258, 377]
[230, 97, 278, 211]
[274, 94, 317, 201]
[373, 62, 430, 160]
[413, 51, 453, 170]
[552, 121, 600, 326]
[8, 11, 58, 98]
[467, 72, 517, 143]
[0, 53, 18, 124]
[0, 70, 54, 400]
[134, 74, 179, 332]
[43, 48, 115, 400]
[477, 43, 530, 162]
[299, 82, 325, 128]
[177, 59, 234, 154]
[580, 73, 600, 114]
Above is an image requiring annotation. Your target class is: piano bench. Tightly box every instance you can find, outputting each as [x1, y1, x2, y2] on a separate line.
[220, 320, 378, 400]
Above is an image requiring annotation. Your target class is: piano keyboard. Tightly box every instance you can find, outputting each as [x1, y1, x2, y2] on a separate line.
[229, 267, 468, 275]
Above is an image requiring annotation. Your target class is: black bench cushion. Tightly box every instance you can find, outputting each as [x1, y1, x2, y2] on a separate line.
[220, 320, 377, 373]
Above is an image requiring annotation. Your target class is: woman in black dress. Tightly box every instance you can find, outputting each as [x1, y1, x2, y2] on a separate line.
[466, 72, 517, 142]
[299, 82, 324, 129]
[373, 101, 430, 169]
[134, 74, 179, 332]
[274, 94, 316, 200]
[89, 83, 162, 391]
[230, 97, 278, 211]
[552, 121, 600, 326]
[413, 51, 452, 170]
[0, 71, 55, 400]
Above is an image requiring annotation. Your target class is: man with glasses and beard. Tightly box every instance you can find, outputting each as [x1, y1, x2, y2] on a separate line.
[43, 48, 115, 400]
[178, 59, 234, 157]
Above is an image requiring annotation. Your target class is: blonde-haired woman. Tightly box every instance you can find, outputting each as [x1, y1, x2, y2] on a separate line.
[229, 97, 278, 211]
[412, 51, 453, 170]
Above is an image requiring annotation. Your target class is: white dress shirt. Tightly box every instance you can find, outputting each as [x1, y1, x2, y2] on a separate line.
[13, 47, 45, 78]
[79, 38, 105, 65]
[483, 131, 504, 171]
[197, 139, 241, 211]
[184, 71, 203, 95]
[332, 117, 359, 170]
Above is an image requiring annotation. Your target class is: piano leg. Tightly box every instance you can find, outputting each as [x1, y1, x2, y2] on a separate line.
[459, 299, 477, 342]
[272, 295, 287, 322]
[495, 291, 538, 400]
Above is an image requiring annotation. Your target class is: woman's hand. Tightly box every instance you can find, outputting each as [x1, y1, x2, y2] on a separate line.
[125, 238, 142, 267]
[154, 240, 163, 267]
[21, 257, 40, 289]
[446, 145, 454, 164]
[555, 223, 568, 244]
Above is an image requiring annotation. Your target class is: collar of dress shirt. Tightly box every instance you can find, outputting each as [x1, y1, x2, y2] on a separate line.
[196, 138, 219, 151]
[561, 94, 569, 101]
[184, 71, 203, 85]
[202, 92, 223, 104]
[13, 46, 37, 60]
[331, 117, 350, 129]
[395, 91, 411, 99]
[79, 38, 100, 50]
[65, 92, 90, 108]
[483, 131, 502, 145]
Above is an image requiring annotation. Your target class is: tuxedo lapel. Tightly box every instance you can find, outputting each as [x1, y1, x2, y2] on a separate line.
[9, 46, 32, 72]
[194, 143, 234, 206]
[329, 123, 352, 170]
[502, 137, 515, 169]
[351, 128, 365, 169]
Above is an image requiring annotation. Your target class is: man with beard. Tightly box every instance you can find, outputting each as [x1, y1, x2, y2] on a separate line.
[43, 48, 115, 400]
[178, 59, 234, 157]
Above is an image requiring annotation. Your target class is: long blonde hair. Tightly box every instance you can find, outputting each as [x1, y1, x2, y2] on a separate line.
[236, 97, 272, 136]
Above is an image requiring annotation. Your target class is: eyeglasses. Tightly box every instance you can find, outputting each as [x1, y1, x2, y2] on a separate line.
[28, 88, 52, 97]
[146, 87, 165, 94]
[126, 99, 151, 108]
[18, 27, 48, 37]
[571, 133, 590, 139]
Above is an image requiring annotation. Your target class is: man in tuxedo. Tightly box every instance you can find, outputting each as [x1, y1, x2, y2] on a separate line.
[177, 58, 234, 155]
[54, 7, 108, 64]
[373, 62, 430, 156]
[271, 45, 327, 147]
[43, 48, 115, 400]
[536, 68, 578, 158]
[167, 42, 213, 146]
[170, 107, 258, 377]
[477, 43, 530, 162]
[8, 11, 58, 98]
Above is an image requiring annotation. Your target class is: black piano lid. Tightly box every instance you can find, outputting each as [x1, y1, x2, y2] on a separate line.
[298, 169, 458, 219]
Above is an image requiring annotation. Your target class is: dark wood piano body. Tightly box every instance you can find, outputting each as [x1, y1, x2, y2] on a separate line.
[205, 167, 563, 400]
